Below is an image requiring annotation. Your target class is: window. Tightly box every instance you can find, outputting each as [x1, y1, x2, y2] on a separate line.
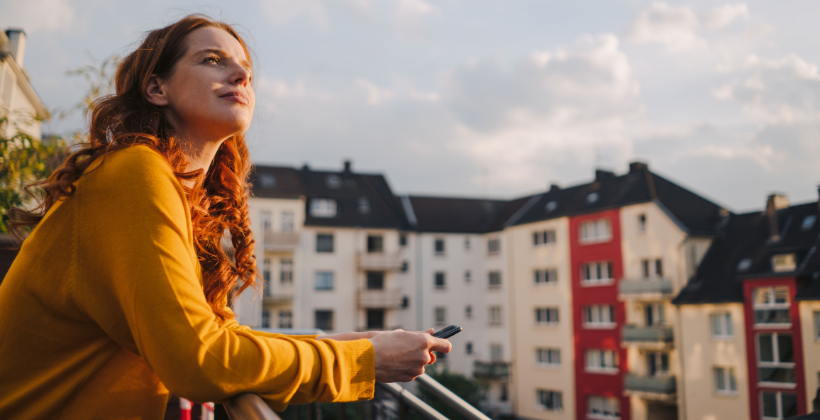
[586, 192, 599, 203]
[310, 198, 337, 218]
[366, 309, 385, 329]
[647, 352, 670, 377]
[466, 342, 473, 355]
[754, 287, 791, 325]
[761, 391, 797, 419]
[586, 349, 619, 373]
[490, 344, 503, 361]
[280, 258, 293, 284]
[366, 272, 384, 290]
[536, 348, 560, 366]
[535, 307, 559, 325]
[536, 389, 563, 412]
[262, 310, 270, 328]
[710, 312, 734, 338]
[464, 270, 471, 283]
[489, 306, 502, 325]
[487, 238, 501, 254]
[325, 174, 341, 188]
[772, 254, 796, 272]
[465, 305, 472, 319]
[644, 303, 665, 326]
[314, 310, 333, 331]
[500, 384, 508, 402]
[434, 272, 446, 289]
[802, 215, 817, 231]
[545, 201, 558, 212]
[488, 271, 502, 288]
[534, 269, 558, 285]
[737, 258, 753, 272]
[713, 367, 737, 394]
[261, 210, 272, 231]
[638, 214, 647, 233]
[259, 173, 276, 188]
[435, 307, 446, 325]
[314, 271, 334, 291]
[758, 333, 795, 384]
[400, 261, 409, 272]
[464, 237, 471, 250]
[584, 305, 615, 328]
[281, 211, 294, 232]
[588, 396, 619, 419]
[399, 234, 408, 246]
[316, 233, 334, 253]
[582, 261, 613, 285]
[533, 230, 556, 246]
[367, 235, 383, 253]
[434, 238, 445, 255]
[263, 258, 272, 283]
[278, 310, 292, 328]
[358, 197, 371, 214]
[815, 311, 820, 340]
[580, 219, 612, 243]
[641, 258, 663, 278]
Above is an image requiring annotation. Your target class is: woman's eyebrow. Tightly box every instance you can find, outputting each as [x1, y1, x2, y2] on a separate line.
[196, 48, 252, 71]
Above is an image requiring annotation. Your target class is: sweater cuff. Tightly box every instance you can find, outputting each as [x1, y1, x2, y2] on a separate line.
[334, 338, 376, 401]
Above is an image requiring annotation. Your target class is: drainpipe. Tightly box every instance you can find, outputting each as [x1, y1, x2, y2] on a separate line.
[416, 231, 424, 331]
[506, 229, 520, 418]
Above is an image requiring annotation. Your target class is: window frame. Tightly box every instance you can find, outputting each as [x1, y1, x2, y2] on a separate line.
[585, 349, 619, 374]
[434, 272, 446, 289]
[756, 332, 796, 386]
[488, 271, 502, 288]
[434, 307, 446, 325]
[753, 286, 791, 327]
[535, 307, 560, 326]
[581, 261, 614, 286]
[587, 395, 620, 419]
[536, 347, 561, 367]
[314, 310, 334, 331]
[710, 312, 734, 339]
[316, 233, 335, 253]
[314, 271, 334, 291]
[488, 306, 502, 326]
[579, 219, 612, 244]
[713, 366, 738, 395]
[536, 389, 563, 412]
[534, 268, 558, 286]
[434, 238, 446, 255]
[280, 258, 293, 284]
[310, 198, 337, 218]
[278, 309, 292, 329]
[583, 305, 616, 329]
[487, 238, 501, 254]
[760, 391, 798, 420]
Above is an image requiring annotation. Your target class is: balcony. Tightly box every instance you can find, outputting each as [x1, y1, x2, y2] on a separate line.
[263, 231, 300, 251]
[262, 293, 293, 306]
[624, 374, 677, 401]
[619, 278, 673, 300]
[357, 288, 404, 308]
[473, 360, 510, 379]
[357, 251, 404, 271]
[622, 325, 674, 349]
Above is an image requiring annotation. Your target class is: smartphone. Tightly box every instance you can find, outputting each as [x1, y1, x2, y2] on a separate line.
[433, 325, 462, 339]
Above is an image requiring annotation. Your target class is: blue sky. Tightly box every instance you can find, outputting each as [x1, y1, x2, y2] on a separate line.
[4, 0, 820, 212]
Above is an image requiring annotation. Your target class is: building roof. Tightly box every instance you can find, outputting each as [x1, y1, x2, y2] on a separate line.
[249, 166, 303, 199]
[404, 196, 513, 234]
[675, 201, 820, 305]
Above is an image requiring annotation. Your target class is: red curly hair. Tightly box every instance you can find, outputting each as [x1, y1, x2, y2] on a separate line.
[9, 14, 258, 321]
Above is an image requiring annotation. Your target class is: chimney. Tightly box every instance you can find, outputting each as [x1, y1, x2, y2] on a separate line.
[5, 29, 26, 67]
[629, 161, 649, 173]
[343, 160, 352, 174]
[766, 193, 789, 243]
[595, 169, 615, 182]
[549, 183, 561, 192]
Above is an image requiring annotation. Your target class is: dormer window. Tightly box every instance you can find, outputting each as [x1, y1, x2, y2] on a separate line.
[545, 201, 558, 212]
[310, 199, 337, 218]
[772, 254, 796, 273]
[259, 173, 276, 188]
[586, 192, 599, 204]
[326, 174, 341, 189]
[737, 258, 752, 273]
[802, 215, 817, 231]
[358, 197, 371, 214]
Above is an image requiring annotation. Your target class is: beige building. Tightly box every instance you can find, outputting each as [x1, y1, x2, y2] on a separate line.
[0, 28, 46, 139]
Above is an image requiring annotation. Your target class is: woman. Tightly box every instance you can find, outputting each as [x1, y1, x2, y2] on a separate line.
[0, 15, 450, 419]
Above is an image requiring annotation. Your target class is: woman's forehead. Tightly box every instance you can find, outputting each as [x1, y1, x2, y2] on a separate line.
[185, 27, 248, 62]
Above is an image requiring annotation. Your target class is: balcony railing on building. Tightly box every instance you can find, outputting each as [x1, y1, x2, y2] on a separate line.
[262, 292, 293, 306]
[624, 374, 677, 401]
[619, 278, 674, 300]
[357, 251, 404, 271]
[357, 288, 405, 309]
[622, 325, 674, 349]
[263, 231, 300, 251]
[473, 360, 510, 379]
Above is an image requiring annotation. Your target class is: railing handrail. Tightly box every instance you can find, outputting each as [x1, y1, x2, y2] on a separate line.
[415, 373, 493, 420]
[224, 393, 281, 420]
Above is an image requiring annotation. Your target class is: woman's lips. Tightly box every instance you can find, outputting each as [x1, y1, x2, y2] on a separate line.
[220, 93, 249, 105]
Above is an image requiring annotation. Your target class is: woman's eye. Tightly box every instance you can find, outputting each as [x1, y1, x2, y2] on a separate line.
[204, 56, 219, 64]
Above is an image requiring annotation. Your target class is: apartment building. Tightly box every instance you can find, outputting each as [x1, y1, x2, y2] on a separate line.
[675, 194, 820, 420]
[0, 28, 46, 139]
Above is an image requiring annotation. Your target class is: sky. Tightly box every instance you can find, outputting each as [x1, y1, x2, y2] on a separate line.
[4, 0, 820, 212]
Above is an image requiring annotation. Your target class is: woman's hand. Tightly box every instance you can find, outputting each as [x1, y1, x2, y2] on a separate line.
[319, 331, 384, 341]
[368, 329, 452, 383]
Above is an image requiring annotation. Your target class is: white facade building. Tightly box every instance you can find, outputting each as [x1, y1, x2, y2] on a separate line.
[0, 28, 46, 139]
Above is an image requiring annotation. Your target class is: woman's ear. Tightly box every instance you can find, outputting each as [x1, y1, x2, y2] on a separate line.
[145, 75, 169, 106]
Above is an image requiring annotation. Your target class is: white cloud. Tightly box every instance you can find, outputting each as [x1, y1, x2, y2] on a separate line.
[356, 79, 395, 105]
[627, 2, 706, 52]
[258, 0, 328, 28]
[704, 4, 749, 30]
[711, 82, 734, 100]
[396, 0, 436, 17]
[0, 0, 75, 33]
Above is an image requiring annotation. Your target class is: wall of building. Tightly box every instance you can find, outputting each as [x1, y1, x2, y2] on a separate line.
[678, 303, 750, 420]
[507, 217, 575, 420]
[799, 300, 820, 413]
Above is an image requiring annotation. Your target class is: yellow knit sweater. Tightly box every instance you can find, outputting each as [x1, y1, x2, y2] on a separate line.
[0, 146, 375, 419]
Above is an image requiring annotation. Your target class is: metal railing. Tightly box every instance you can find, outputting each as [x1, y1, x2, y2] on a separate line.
[357, 251, 404, 271]
[622, 325, 674, 344]
[357, 288, 404, 308]
[472, 360, 510, 379]
[624, 374, 677, 395]
[263, 231, 300, 251]
[223, 330, 491, 420]
[618, 278, 673, 297]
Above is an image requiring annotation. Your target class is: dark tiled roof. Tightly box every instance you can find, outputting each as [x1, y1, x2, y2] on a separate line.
[406, 196, 512, 233]
[250, 166, 304, 199]
[510, 166, 726, 235]
[675, 201, 820, 304]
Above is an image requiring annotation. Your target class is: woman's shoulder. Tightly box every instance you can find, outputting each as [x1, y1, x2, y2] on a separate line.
[80, 145, 185, 202]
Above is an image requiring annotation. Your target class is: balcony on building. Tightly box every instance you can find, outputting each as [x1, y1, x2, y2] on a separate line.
[262, 292, 294, 306]
[622, 325, 674, 349]
[624, 374, 677, 401]
[263, 231, 300, 252]
[473, 360, 510, 380]
[619, 278, 674, 300]
[356, 251, 404, 271]
[357, 288, 404, 309]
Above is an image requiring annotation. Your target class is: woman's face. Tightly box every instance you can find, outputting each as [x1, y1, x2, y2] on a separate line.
[148, 27, 255, 141]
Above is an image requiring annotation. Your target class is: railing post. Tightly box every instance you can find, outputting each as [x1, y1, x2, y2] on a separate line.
[337, 403, 344, 420]
[399, 400, 407, 420]
[292, 405, 298, 420]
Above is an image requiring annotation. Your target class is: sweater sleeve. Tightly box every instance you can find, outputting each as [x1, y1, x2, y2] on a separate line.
[71, 146, 374, 408]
